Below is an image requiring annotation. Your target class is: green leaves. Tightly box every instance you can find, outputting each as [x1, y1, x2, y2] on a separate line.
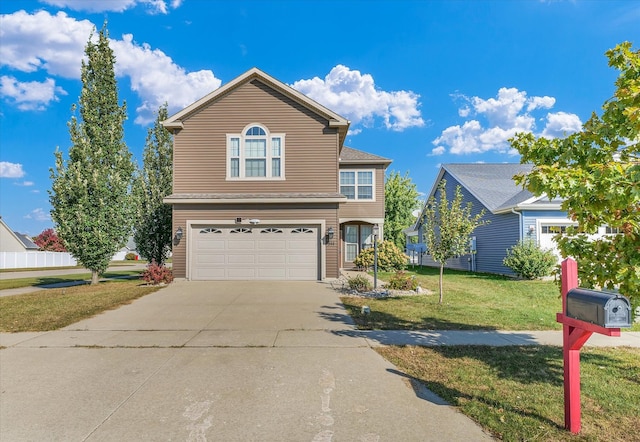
[133, 103, 173, 265]
[384, 170, 420, 249]
[423, 180, 489, 303]
[510, 42, 640, 299]
[49, 23, 134, 282]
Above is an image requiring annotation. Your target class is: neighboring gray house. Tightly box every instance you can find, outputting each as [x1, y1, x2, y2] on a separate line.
[410, 163, 573, 276]
[0, 216, 39, 252]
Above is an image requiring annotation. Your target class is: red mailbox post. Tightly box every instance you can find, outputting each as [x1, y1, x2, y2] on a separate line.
[557, 258, 623, 434]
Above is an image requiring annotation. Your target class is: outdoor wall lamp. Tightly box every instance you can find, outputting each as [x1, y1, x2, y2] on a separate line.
[528, 225, 536, 234]
[175, 227, 183, 241]
[327, 227, 335, 239]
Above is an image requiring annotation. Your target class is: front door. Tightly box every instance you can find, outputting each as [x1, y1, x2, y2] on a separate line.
[343, 224, 374, 265]
[344, 225, 359, 263]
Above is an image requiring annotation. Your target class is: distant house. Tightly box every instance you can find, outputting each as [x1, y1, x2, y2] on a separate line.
[112, 237, 139, 261]
[0, 216, 39, 252]
[411, 163, 576, 275]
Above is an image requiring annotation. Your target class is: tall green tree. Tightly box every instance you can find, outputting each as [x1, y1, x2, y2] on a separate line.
[423, 180, 488, 304]
[133, 103, 173, 265]
[384, 170, 420, 249]
[50, 24, 134, 284]
[510, 42, 639, 300]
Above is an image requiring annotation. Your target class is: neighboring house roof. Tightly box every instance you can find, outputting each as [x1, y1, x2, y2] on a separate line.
[0, 216, 39, 251]
[340, 146, 392, 166]
[14, 232, 39, 250]
[412, 163, 563, 232]
[428, 163, 562, 214]
[163, 67, 351, 147]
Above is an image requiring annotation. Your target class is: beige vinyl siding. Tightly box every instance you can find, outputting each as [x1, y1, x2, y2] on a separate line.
[173, 80, 339, 195]
[171, 203, 340, 279]
[338, 165, 386, 220]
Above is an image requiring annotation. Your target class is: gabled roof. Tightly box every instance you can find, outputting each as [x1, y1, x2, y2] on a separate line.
[426, 163, 562, 214]
[0, 216, 39, 250]
[14, 232, 39, 249]
[340, 146, 392, 166]
[163, 67, 351, 147]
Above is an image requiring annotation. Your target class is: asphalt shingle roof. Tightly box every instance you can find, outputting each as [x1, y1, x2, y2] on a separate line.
[340, 146, 391, 164]
[443, 163, 535, 212]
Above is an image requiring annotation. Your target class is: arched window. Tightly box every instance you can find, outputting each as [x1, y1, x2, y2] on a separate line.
[227, 124, 284, 179]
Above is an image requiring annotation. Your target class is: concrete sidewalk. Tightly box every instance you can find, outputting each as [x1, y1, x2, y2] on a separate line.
[0, 280, 495, 442]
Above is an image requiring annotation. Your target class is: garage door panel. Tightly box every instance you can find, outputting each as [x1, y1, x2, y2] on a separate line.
[191, 225, 318, 280]
[228, 240, 256, 250]
[257, 254, 286, 264]
[195, 254, 226, 265]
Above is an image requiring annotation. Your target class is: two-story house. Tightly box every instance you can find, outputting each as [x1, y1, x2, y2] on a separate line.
[163, 68, 391, 280]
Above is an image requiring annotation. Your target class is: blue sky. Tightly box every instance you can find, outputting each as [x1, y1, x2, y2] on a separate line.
[1, 0, 638, 236]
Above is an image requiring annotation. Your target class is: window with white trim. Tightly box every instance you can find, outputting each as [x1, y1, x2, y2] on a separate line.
[227, 124, 284, 179]
[340, 170, 374, 200]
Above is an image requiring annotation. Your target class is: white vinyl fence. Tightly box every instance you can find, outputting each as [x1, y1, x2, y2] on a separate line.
[0, 251, 77, 269]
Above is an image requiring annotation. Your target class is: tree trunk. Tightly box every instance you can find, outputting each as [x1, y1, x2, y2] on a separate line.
[439, 264, 444, 304]
[91, 270, 99, 285]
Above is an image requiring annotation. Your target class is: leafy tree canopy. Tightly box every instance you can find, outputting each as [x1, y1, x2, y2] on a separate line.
[510, 42, 639, 298]
[133, 103, 173, 265]
[33, 228, 67, 252]
[423, 180, 488, 303]
[50, 23, 134, 284]
[384, 170, 420, 249]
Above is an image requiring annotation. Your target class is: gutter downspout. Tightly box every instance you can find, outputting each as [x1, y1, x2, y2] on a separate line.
[511, 208, 523, 242]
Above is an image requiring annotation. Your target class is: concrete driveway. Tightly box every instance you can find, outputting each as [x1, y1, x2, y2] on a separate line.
[1, 280, 492, 441]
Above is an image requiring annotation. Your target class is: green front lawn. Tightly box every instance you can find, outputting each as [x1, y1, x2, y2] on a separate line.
[341, 266, 639, 331]
[379, 345, 640, 441]
[0, 279, 161, 332]
[0, 270, 142, 291]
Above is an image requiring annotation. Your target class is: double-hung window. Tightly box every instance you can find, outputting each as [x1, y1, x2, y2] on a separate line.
[340, 170, 374, 200]
[227, 124, 284, 179]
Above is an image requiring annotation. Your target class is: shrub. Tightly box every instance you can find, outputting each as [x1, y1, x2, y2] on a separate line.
[503, 240, 557, 279]
[141, 260, 174, 285]
[386, 271, 419, 291]
[347, 274, 373, 292]
[353, 240, 407, 272]
[125, 252, 137, 261]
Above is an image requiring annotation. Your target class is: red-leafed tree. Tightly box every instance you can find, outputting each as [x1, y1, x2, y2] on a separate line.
[33, 228, 67, 252]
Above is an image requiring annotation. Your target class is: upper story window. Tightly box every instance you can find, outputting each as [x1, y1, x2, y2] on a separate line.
[340, 170, 374, 200]
[227, 124, 284, 180]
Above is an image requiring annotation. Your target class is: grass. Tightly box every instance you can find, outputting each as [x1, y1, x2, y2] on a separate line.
[341, 266, 640, 331]
[378, 345, 640, 441]
[0, 270, 143, 290]
[0, 279, 161, 332]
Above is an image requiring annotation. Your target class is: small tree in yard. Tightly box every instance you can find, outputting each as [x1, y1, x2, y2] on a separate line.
[510, 42, 639, 300]
[384, 171, 421, 249]
[33, 228, 67, 252]
[424, 180, 489, 304]
[133, 103, 173, 265]
[50, 24, 134, 285]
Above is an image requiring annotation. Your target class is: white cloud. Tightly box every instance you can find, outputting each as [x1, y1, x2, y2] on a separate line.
[111, 34, 222, 124]
[541, 112, 583, 138]
[15, 181, 35, 186]
[40, 0, 181, 14]
[0, 11, 221, 123]
[24, 208, 51, 222]
[291, 65, 424, 133]
[0, 76, 67, 110]
[433, 87, 582, 155]
[0, 162, 25, 178]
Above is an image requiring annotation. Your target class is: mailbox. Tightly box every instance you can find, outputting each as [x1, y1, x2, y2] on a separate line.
[566, 288, 632, 328]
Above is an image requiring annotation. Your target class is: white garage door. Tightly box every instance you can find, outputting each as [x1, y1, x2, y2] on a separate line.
[190, 225, 319, 280]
